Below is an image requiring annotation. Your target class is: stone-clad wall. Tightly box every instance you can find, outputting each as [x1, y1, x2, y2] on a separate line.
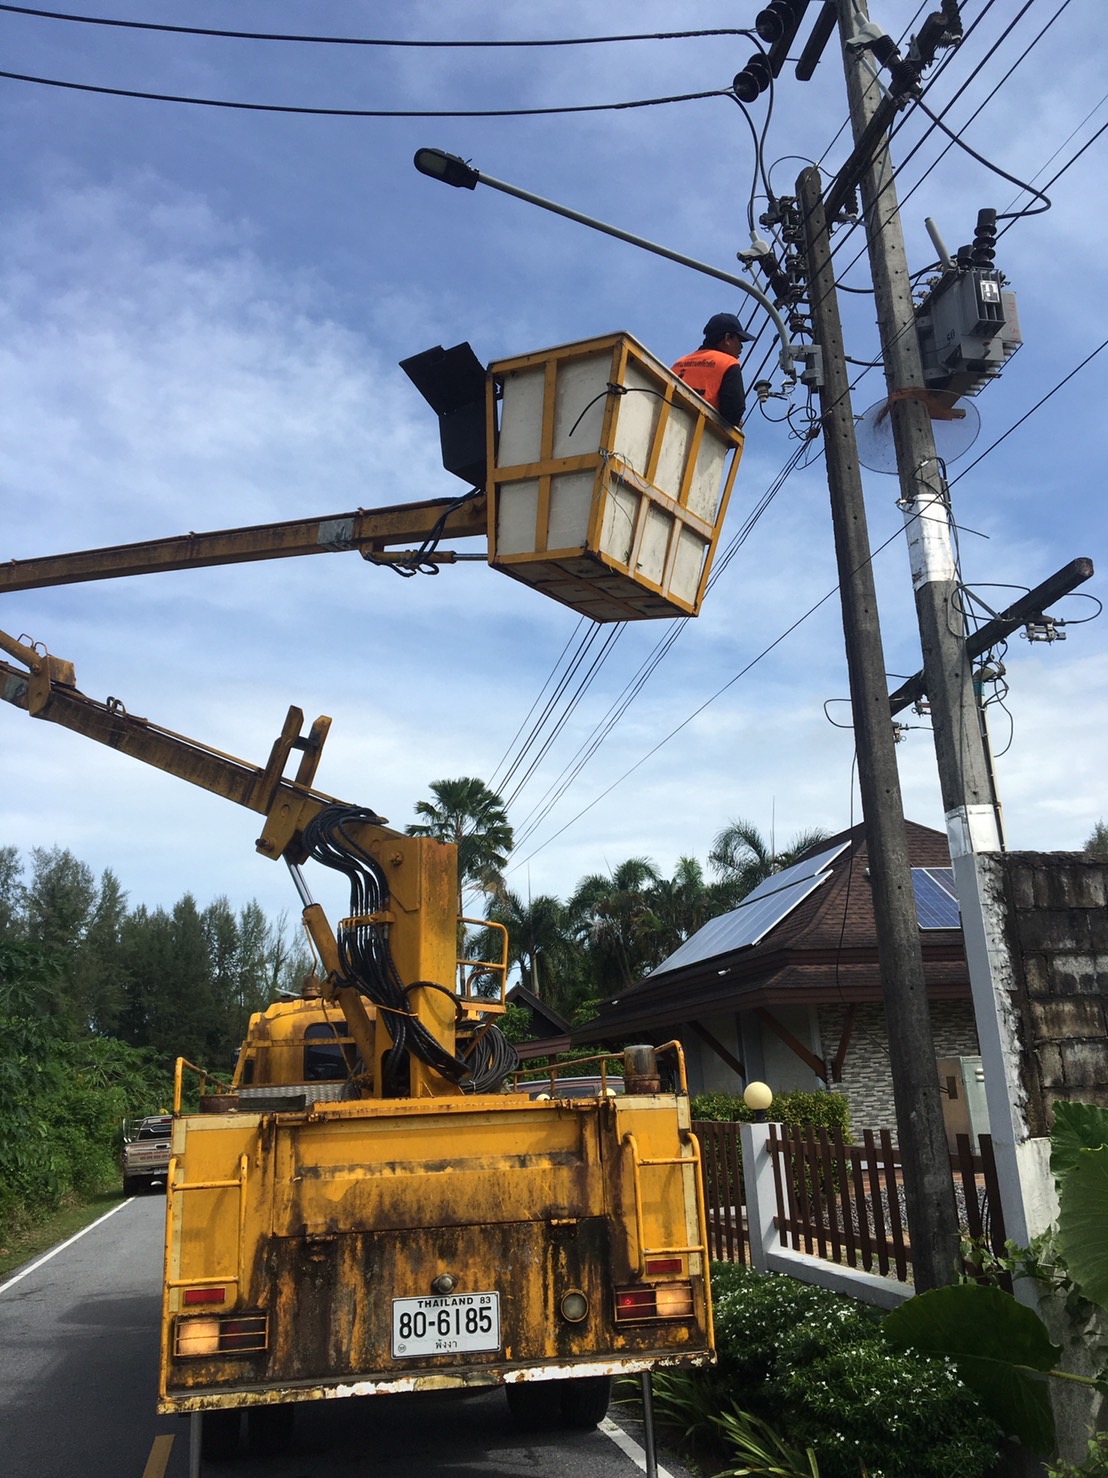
[819, 1000, 979, 1131]
[982, 852, 1108, 1135]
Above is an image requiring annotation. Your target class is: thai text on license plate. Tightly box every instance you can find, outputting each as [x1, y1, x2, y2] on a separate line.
[391, 1292, 500, 1358]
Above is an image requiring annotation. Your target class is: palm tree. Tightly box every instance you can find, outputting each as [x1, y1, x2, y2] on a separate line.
[709, 818, 831, 905]
[406, 778, 513, 910]
[568, 857, 662, 991]
[637, 856, 715, 967]
[472, 888, 583, 1016]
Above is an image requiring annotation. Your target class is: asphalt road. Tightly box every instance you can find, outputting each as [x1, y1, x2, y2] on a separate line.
[0, 1195, 699, 1478]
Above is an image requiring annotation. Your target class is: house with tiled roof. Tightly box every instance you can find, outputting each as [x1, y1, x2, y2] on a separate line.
[571, 819, 981, 1127]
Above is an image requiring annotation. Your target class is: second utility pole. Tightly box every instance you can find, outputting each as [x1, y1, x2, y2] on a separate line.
[797, 166, 960, 1291]
[836, 0, 1044, 1259]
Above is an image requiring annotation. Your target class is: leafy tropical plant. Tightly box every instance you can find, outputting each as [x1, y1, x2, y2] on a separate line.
[1053, 1102, 1108, 1314]
[712, 1403, 823, 1477]
[568, 856, 662, 989]
[471, 887, 584, 1014]
[883, 1283, 1060, 1453]
[882, 1100, 1108, 1459]
[1046, 1431, 1108, 1477]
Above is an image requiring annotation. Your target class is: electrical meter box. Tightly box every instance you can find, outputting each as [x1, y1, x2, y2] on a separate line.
[486, 332, 743, 622]
[937, 1054, 991, 1154]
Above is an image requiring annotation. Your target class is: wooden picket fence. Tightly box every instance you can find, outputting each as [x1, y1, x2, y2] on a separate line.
[693, 1120, 1007, 1283]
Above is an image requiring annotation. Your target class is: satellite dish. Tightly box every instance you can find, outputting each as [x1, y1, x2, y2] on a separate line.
[855, 392, 981, 474]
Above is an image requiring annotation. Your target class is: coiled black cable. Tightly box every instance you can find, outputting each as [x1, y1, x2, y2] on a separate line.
[301, 805, 516, 1094]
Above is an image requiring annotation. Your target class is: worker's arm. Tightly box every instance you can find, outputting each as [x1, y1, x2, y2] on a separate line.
[717, 362, 747, 425]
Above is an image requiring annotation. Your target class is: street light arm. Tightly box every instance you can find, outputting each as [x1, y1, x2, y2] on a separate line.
[414, 147, 799, 379]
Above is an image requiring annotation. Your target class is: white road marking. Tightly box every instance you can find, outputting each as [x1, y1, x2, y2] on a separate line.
[142, 1432, 175, 1478]
[599, 1415, 676, 1478]
[0, 1197, 133, 1295]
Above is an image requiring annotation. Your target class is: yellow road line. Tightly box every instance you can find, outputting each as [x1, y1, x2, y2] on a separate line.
[142, 1432, 174, 1478]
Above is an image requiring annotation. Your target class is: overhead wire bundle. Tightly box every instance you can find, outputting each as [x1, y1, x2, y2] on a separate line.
[301, 804, 516, 1095]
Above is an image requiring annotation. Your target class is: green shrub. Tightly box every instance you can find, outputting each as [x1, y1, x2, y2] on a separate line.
[0, 946, 170, 1239]
[771, 1341, 999, 1478]
[692, 1089, 850, 1136]
[711, 1261, 880, 1386]
[702, 1265, 1001, 1478]
[1047, 1432, 1108, 1478]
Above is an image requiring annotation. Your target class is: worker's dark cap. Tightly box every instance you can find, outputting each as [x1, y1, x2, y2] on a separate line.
[702, 312, 755, 344]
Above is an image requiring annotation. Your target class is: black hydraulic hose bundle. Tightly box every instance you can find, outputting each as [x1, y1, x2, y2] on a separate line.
[301, 805, 516, 1094]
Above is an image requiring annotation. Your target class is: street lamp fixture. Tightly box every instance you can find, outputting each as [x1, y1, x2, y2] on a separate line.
[413, 148, 478, 190]
[413, 146, 803, 382]
[743, 1081, 774, 1122]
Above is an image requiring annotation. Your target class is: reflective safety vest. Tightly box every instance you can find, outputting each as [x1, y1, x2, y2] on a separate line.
[670, 348, 738, 410]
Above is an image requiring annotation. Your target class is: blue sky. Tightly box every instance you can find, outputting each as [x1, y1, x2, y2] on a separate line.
[1, 1, 1104, 931]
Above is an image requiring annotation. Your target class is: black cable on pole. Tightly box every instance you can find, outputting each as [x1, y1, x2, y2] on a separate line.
[950, 337, 1108, 484]
[0, 7, 750, 48]
[913, 98, 1050, 215]
[0, 69, 731, 117]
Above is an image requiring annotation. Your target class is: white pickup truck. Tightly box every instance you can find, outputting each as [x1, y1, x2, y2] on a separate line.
[122, 1114, 172, 1195]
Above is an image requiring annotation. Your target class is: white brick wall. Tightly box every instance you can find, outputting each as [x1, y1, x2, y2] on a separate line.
[819, 1000, 979, 1130]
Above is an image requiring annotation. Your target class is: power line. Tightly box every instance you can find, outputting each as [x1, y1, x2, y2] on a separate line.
[0, 8, 749, 48]
[914, 95, 1050, 214]
[950, 335, 1108, 484]
[0, 69, 730, 117]
[507, 440, 812, 857]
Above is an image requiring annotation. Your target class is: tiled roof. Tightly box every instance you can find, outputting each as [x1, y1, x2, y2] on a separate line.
[573, 820, 968, 1042]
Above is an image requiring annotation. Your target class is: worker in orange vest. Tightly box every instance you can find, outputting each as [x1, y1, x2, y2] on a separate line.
[670, 312, 754, 425]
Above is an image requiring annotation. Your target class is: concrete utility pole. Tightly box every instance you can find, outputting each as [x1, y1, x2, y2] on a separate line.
[797, 166, 960, 1291]
[835, 0, 1048, 1252]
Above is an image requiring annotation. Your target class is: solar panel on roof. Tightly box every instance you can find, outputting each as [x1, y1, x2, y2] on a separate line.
[734, 839, 850, 909]
[728, 872, 832, 946]
[643, 845, 848, 980]
[912, 867, 960, 929]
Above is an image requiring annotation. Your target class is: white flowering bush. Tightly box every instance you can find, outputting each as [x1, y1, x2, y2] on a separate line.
[704, 1263, 1002, 1478]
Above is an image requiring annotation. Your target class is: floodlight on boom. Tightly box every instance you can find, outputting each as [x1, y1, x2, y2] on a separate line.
[413, 147, 803, 382]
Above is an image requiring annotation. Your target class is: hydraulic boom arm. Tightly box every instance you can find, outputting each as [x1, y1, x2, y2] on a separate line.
[0, 625, 352, 854]
[0, 493, 487, 592]
[0, 626, 498, 1097]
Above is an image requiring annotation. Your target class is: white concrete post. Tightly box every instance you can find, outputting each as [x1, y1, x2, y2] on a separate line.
[740, 1120, 776, 1272]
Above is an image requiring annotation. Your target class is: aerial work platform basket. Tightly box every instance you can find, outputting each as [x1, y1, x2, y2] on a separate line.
[486, 332, 744, 622]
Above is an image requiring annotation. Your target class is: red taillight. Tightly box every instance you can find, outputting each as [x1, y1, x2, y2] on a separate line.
[645, 1257, 683, 1275]
[614, 1281, 695, 1322]
[219, 1317, 266, 1353]
[614, 1287, 657, 1321]
[183, 1287, 226, 1306]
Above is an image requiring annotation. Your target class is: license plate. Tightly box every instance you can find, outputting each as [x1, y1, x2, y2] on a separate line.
[391, 1292, 500, 1358]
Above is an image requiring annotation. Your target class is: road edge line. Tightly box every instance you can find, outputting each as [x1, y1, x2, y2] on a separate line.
[0, 1197, 133, 1296]
[599, 1414, 676, 1478]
